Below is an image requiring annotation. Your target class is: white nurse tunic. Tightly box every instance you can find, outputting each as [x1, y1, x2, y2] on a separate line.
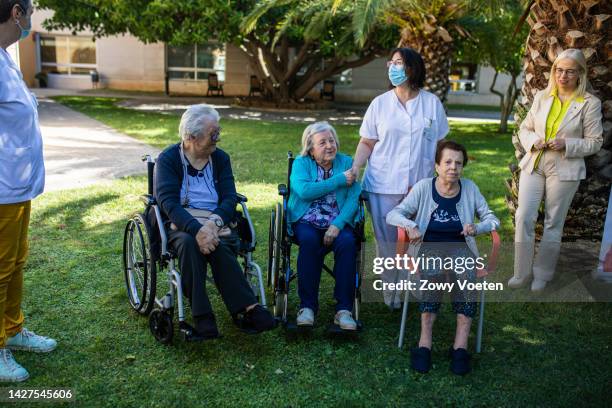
[359, 89, 448, 195]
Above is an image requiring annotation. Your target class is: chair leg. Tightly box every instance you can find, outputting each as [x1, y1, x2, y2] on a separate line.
[476, 289, 485, 353]
[398, 286, 410, 349]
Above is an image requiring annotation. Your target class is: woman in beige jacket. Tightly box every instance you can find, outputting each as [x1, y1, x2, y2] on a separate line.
[510, 49, 603, 291]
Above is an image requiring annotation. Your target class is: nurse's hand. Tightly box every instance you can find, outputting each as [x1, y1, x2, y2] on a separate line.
[344, 170, 356, 186]
[405, 227, 422, 243]
[324, 225, 340, 246]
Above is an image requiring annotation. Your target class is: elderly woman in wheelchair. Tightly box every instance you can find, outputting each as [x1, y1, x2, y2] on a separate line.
[285, 122, 362, 330]
[151, 104, 275, 340]
[386, 140, 499, 375]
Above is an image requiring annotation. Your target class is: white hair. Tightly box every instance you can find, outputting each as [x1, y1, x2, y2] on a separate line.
[179, 104, 220, 141]
[300, 121, 340, 156]
[545, 48, 588, 97]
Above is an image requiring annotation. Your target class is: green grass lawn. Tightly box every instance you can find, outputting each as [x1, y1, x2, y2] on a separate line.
[17, 96, 610, 407]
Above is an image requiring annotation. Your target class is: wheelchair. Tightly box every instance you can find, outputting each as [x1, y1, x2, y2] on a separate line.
[267, 152, 367, 333]
[122, 154, 266, 344]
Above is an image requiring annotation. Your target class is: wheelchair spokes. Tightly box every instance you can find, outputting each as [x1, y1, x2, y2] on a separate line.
[122, 214, 157, 316]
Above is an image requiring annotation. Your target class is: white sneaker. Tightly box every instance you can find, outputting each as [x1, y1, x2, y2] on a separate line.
[6, 329, 57, 353]
[334, 310, 357, 331]
[0, 349, 29, 382]
[296, 308, 314, 326]
[531, 279, 548, 292]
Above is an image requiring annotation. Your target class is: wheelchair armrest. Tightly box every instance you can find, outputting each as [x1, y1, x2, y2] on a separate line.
[236, 193, 247, 203]
[278, 184, 288, 196]
[140, 194, 157, 206]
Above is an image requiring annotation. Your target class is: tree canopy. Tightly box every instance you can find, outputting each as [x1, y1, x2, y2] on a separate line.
[36, 0, 398, 103]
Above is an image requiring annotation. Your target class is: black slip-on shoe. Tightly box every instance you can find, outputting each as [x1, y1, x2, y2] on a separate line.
[410, 347, 432, 374]
[234, 305, 277, 334]
[449, 347, 471, 375]
[193, 313, 220, 339]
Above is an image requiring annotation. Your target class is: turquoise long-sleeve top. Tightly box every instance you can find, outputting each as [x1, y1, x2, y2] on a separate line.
[287, 153, 361, 234]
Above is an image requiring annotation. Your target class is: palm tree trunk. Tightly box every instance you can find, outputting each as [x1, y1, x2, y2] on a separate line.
[507, 0, 612, 240]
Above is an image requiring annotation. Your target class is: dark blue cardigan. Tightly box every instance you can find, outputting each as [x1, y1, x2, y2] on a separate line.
[154, 143, 238, 238]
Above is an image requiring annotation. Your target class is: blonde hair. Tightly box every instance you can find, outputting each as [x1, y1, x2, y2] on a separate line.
[545, 48, 588, 97]
[300, 121, 339, 156]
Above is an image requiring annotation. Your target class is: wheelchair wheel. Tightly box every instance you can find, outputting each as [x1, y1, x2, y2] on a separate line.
[122, 214, 157, 316]
[267, 208, 276, 287]
[149, 309, 174, 344]
[267, 203, 282, 289]
[273, 290, 288, 320]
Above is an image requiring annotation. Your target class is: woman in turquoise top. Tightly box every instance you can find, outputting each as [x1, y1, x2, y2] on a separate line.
[287, 122, 361, 330]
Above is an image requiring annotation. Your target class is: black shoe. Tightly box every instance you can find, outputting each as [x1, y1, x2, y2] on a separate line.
[193, 313, 220, 339]
[235, 305, 277, 334]
[449, 347, 471, 375]
[410, 347, 432, 373]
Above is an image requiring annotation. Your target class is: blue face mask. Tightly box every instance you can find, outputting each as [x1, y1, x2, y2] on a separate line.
[388, 64, 408, 87]
[16, 8, 32, 41]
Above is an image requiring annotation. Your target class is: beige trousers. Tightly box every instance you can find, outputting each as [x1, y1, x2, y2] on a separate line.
[514, 151, 580, 282]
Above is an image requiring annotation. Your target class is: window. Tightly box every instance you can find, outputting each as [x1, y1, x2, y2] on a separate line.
[449, 62, 477, 93]
[167, 43, 226, 81]
[332, 69, 352, 87]
[40, 36, 96, 75]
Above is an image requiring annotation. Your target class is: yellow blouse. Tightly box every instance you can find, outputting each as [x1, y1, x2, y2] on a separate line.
[534, 89, 584, 169]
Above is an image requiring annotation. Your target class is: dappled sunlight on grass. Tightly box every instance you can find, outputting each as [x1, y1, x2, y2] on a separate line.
[502, 325, 545, 345]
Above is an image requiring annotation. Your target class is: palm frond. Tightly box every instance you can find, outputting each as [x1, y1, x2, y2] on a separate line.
[304, 9, 332, 42]
[242, 0, 298, 34]
[271, 9, 298, 49]
[352, 0, 393, 46]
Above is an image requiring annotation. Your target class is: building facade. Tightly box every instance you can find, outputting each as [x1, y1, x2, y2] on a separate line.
[14, 10, 521, 106]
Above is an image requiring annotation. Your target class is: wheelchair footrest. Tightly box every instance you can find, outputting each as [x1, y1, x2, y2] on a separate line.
[326, 320, 363, 335]
[179, 321, 221, 342]
[283, 321, 314, 334]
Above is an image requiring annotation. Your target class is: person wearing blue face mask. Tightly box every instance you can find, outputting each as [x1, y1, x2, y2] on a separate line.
[0, 0, 57, 383]
[351, 47, 449, 309]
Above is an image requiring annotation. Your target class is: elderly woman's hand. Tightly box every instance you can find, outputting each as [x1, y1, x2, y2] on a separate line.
[324, 225, 340, 246]
[461, 223, 476, 237]
[406, 226, 422, 243]
[343, 169, 356, 186]
[196, 223, 220, 255]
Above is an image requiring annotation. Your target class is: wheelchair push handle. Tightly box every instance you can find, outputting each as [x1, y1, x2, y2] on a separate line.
[142, 154, 155, 196]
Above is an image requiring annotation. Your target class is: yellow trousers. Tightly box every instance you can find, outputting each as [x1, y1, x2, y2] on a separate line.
[0, 201, 29, 347]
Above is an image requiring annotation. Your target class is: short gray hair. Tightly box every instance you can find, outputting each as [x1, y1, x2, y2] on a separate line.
[300, 121, 339, 156]
[179, 104, 220, 141]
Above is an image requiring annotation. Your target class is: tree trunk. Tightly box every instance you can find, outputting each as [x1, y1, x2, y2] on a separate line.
[499, 73, 520, 134]
[507, 0, 612, 241]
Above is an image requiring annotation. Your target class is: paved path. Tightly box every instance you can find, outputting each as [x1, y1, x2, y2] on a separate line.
[39, 97, 160, 192]
[34, 88, 512, 125]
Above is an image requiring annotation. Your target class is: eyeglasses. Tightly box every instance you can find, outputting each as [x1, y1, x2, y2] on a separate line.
[386, 60, 405, 68]
[555, 68, 578, 77]
[209, 127, 221, 142]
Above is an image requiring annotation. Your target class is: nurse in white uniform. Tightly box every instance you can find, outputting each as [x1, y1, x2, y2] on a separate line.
[0, 0, 56, 383]
[351, 47, 449, 308]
